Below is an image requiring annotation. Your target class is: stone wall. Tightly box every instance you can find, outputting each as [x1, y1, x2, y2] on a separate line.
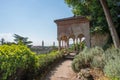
[91, 33, 109, 47]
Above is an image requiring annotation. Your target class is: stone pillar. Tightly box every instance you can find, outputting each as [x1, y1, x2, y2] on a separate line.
[67, 40, 69, 49]
[63, 40, 65, 48]
[76, 38, 78, 51]
[73, 39, 76, 51]
[58, 40, 61, 50]
[80, 38, 82, 51]
[62, 40, 63, 48]
[65, 40, 67, 48]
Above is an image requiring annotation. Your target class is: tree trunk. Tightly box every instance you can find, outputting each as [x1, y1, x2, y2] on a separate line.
[100, 0, 120, 48]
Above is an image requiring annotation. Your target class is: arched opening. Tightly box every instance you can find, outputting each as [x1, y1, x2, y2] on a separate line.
[69, 38, 74, 51]
[60, 35, 68, 48]
[77, 34, 86, 51]
[69, 38, 74, 45]
[68, 34, 75, 51]
[55, 16, 90, 51]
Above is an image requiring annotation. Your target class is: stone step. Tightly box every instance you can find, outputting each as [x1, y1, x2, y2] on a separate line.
[64, 53, 77, 59]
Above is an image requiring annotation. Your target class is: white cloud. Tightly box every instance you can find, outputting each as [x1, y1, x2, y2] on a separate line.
[0, 33, 14, 42]
[0, 33, 58, 46]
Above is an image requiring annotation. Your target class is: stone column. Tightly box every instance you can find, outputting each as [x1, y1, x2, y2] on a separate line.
[73, 39, 76, 51]
[76, 38, 78, 51]
[58, 40, 61, 50]
[79, 38, 82, 51]
[67, 40, 69, 49]
[65, 40, 67, 48]
[63, 41, 65, 48]
[62, 40, 63, 48]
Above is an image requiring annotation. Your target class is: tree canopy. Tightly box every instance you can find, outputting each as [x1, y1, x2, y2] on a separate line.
[14, 34, 32, 47]
[65, 0, 120, 34]
[65, 0, 120, 48]
[0, 38, 5, 45]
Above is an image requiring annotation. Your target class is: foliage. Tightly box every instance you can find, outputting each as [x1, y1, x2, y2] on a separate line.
[0, 38, 5, 45]
[104, 48, 120, 79]
[72, 47, 105, 72]
[0, 44, 38, 80]
[111, 77, 120, 80]
[14, 34, 32, 47]
[0, 44, 63, 80]
[69, 44, 75, 52]
[90, 47, 105, 69]
[65, 0, 107, 33]
[38, 50, 63, 69]
[65, 0, 120, 34]
[34, 50, 64, 79]
[68, 41, 86, 52]
[72, 46, 120, 79]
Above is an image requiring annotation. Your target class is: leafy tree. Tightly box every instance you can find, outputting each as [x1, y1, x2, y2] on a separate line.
[0, 38, 16, 45]
[4, 42, 16, 45]
[14, 34, 32, 47]
[0, 38, 5, 45]
[65, 0, 108, 33]
[65, 0, 120, 48]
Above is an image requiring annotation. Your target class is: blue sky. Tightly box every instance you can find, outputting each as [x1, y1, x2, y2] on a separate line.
[0, 0, 73, 46]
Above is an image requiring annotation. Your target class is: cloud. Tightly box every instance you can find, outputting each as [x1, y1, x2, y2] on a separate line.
[0, 33, 14, 42]
[0, 33, 58, 46]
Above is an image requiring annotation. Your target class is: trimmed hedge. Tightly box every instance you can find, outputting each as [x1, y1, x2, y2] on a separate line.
[0, 44, 63, 80]
[36, 50, 64, 79]
[0, 44, 38, 80]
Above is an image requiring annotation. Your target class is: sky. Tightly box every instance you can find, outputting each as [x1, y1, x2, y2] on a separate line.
[0, 0, 73, 46]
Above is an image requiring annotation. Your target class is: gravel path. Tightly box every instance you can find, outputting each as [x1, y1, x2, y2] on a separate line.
[44, 59, 78, 80]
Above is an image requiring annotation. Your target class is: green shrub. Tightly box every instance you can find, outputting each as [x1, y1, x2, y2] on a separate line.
[72, 47, 105, 72]
[90, 47, 105, 69]
[72, 46, 120, 79]
[104, 48, 120, 79]
[104, 58, 120, 79]
[104, 48, 120, 63]
[35, 50, 64, 79]
[0, 44, 64, 80]
[38, 50, 62, 69]
[72, 47, 90, 72]
[0, 44, 39, 80]
[111, 77, 120, 80]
